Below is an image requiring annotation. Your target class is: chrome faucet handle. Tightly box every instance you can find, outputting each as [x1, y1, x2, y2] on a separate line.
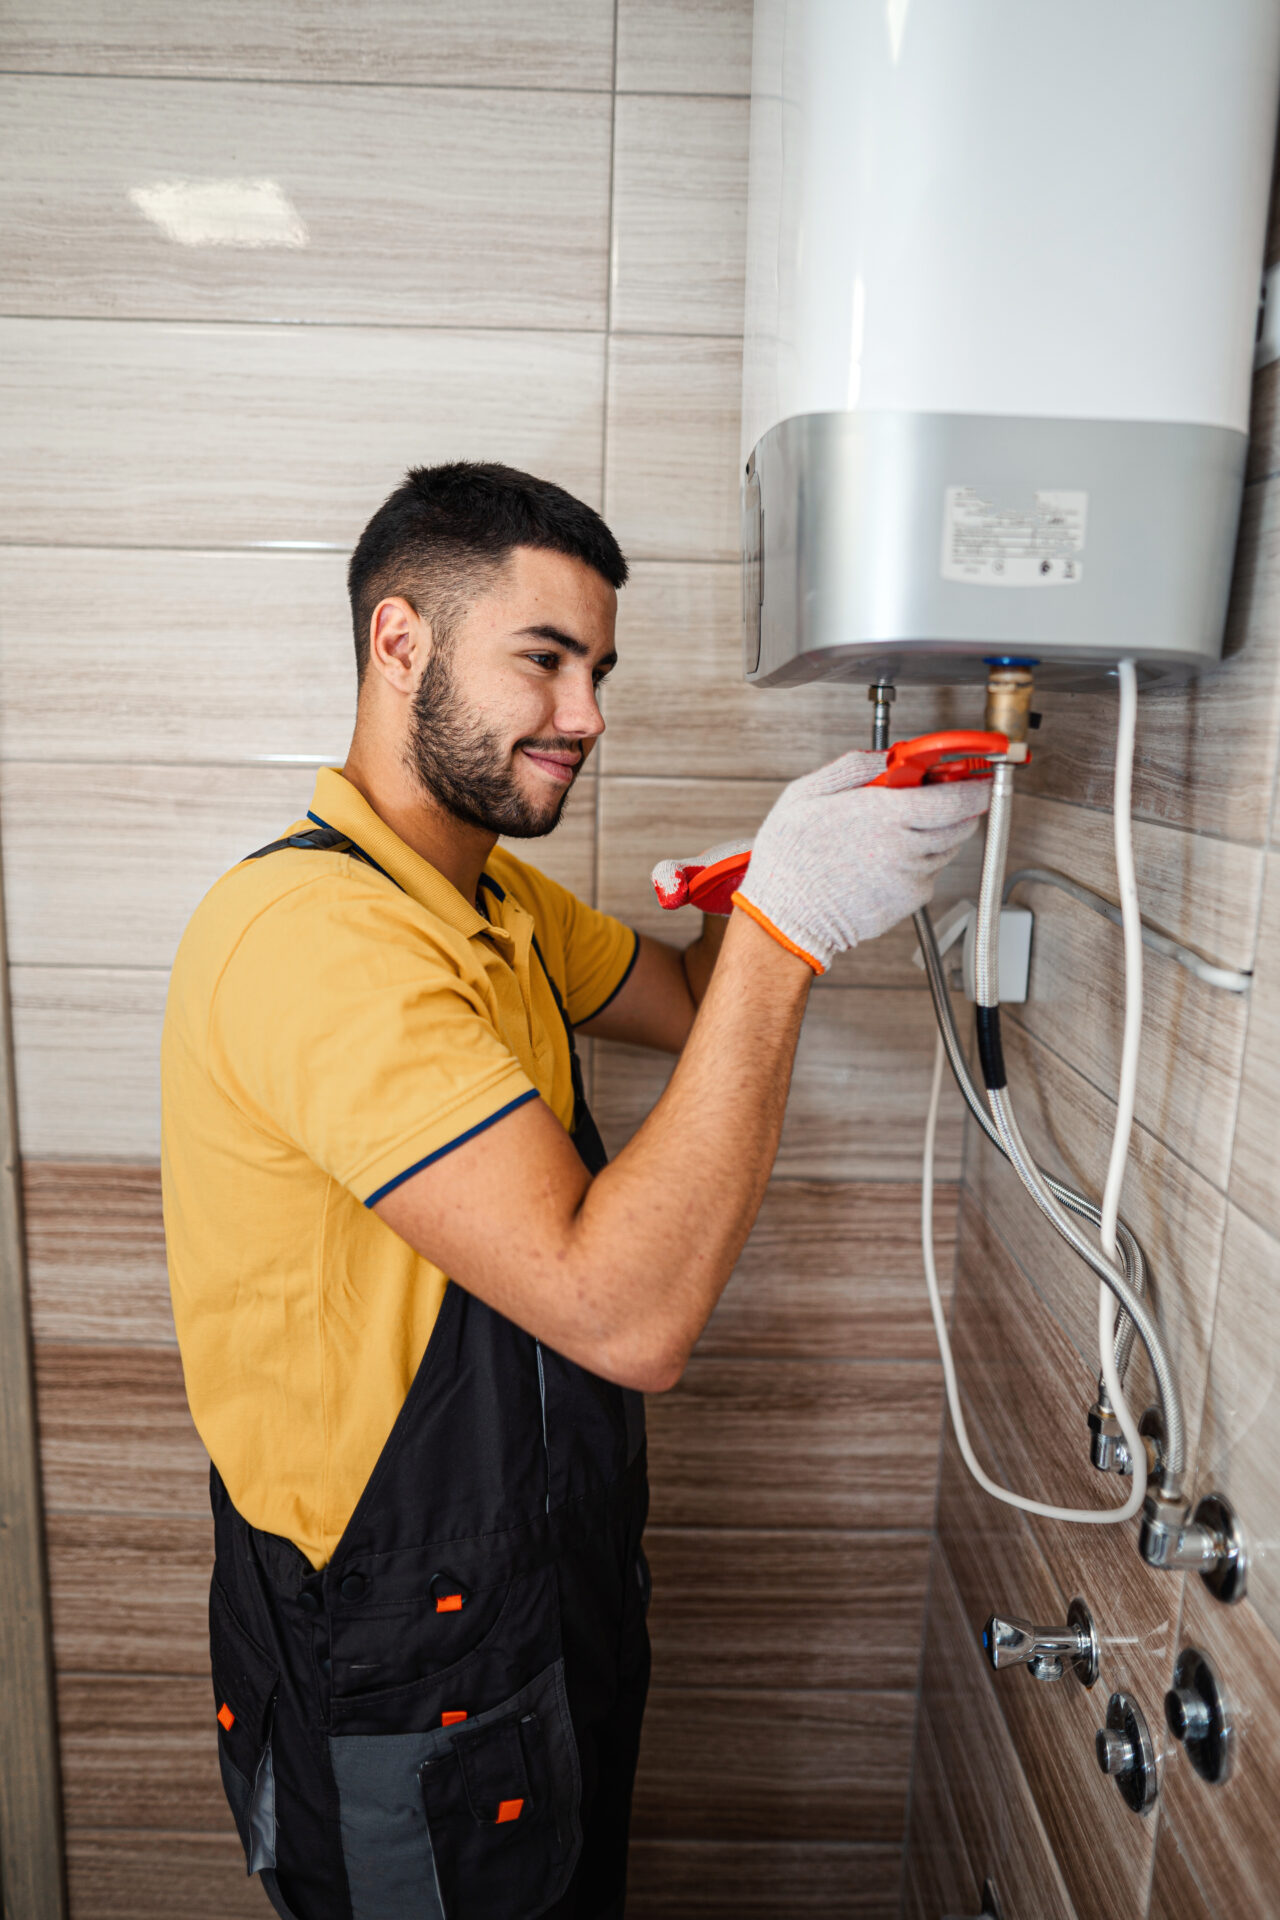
[982, 1598, 1099, 1686]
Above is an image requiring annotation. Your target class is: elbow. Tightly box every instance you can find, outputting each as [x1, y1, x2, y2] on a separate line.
[606, 1327, 692, 1396]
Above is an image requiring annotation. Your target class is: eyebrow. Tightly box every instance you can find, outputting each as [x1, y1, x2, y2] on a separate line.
[516, 623, 617, 671]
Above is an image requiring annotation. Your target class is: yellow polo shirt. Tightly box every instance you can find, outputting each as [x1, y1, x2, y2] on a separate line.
[161, 768, 637, 1568]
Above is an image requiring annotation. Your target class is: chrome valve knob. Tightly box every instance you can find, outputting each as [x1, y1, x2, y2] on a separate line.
[982, 1597, 1098, 1686]
[1096, 1692, 1158, 1814]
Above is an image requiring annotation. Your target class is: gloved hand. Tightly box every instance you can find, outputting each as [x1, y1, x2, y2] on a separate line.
[651, 837, 753, 916]
[706, 748, 988, 973]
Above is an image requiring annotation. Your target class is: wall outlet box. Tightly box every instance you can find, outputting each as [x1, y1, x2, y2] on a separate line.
[963, 905, 1034, 1004]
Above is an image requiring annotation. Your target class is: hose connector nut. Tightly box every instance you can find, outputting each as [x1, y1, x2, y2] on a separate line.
[984, 665, 1036, 745]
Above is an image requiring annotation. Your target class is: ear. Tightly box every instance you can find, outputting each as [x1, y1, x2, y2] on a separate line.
[367, 597, 428, 695]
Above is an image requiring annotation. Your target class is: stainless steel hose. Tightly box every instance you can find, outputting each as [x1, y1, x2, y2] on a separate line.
[968, 763, 1185, 1489]
[912, 906, 1144, 1383]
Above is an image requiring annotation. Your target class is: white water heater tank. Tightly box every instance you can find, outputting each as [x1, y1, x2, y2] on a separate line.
[742, 0, 1280, 688]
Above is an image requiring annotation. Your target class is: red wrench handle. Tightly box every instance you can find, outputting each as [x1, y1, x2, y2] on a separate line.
[869, 729, 1009, 788]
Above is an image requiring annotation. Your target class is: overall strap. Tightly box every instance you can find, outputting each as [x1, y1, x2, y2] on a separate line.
[244, 824, 606, 1172]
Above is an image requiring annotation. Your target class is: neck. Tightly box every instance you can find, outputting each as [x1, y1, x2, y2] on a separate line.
[341, 739, 497, 907]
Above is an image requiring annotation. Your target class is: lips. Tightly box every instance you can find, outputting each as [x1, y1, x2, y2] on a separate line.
[521, 747, 581, 785]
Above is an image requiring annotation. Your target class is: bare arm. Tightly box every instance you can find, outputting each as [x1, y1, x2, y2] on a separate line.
[578, 913, 729, 1053]
[374, 908, 809, 1393]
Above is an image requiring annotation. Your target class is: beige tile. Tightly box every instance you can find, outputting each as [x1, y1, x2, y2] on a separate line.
[629, 1841, 902, 1919]
[1006, 879, 1249, 1190]
[700, 1178, 958, 1362]
[24, 1162, 173, 1348]
[1230, 848, 1280, 1237]
[0, 78, 610, 328]
[615, 0, 754, 95]
[965, 1019, 1227, 1488]
[594, 987, 966, 1180]
[645, 1356, 943, 1531]
[1161, 1576, 1280, 1920]
[935, 1424, 1165, 1920]
[921, 1547, 1077, 1920]
[645, 1527, 929, 1690]
[596, 773, 984, 987]
[1, 760, 595, 967]
[605, 334, 741, 561]
[0, 547, 355, 764]
[605, 561, 975, 779]
[1020, 481, 1280, 842]
[0, 318, 605, 546]
[0, 0, 616, 87]
[633, 1687, 915, 1844]
[610, 95, 748, 335]
[1195, 1203, 1280, 1646]
[3, 761, 314, 968]
[1007, 792, 1263, 971]
[11, 966, 166, 1159]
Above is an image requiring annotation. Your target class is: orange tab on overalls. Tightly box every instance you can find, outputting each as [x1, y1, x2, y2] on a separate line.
[217, 1702, 236, 1731]
[441, 1710, 467, 1727]
[435, 1593, 463, 1613]
[496, 1798, 524, 1824]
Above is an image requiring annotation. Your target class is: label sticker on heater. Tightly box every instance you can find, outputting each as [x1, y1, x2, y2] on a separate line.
[941, 486, 1087, 586]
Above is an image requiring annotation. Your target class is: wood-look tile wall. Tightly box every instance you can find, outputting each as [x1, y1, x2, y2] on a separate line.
[904, 151, 1280, 1920]
[1, 6, 962, 1916]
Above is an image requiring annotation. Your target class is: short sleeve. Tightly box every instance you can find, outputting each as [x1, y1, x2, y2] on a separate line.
[489, 854, 639, 1027]
[207, 877, 537, 1206]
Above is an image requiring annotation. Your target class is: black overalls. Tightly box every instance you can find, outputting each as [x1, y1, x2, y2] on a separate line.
[208, 828, 651, 1920]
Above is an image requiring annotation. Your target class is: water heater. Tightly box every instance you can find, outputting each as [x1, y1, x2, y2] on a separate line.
[742, 0, 1280, 689]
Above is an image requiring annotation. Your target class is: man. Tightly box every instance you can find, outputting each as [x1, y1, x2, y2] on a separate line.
[162, 462, 986, 1920]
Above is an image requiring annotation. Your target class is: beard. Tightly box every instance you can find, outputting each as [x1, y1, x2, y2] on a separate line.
[405, 645, 579, 838]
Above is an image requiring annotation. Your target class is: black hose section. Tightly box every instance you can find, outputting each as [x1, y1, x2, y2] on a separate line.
[975, 1004, 1006, 1091]
[913, 905, 1144, 1383]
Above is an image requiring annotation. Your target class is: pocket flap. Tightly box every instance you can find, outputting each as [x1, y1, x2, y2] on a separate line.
[210, 1580, 279, 1781]
[455, 1714, 534, 1826]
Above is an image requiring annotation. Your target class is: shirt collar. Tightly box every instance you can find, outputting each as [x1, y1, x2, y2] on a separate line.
[307, 767, 505, 942]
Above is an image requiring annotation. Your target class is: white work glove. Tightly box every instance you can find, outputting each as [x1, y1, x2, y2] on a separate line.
[651, 837, 753, 916]
[732, 748, 989, 973]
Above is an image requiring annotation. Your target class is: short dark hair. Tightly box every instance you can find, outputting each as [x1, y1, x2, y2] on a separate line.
[347, 462, 629, 680]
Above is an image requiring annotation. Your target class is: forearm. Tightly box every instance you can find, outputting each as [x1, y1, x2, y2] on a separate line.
[564, 909, 811, 1384]
[681, 911, 729, 1006]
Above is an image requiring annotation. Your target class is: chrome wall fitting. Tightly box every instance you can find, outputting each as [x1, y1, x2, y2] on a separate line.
[1193, 1494, 1247, 1604]
[1096, 1692, 1159, 1813]
[1165, 1648, 1232, 1785]
[982, 1600, 1098, 1686]
[1138, 1488, 1247, 1601]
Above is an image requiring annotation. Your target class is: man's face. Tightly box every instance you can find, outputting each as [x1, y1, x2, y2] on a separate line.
[405, 545, 617, 838]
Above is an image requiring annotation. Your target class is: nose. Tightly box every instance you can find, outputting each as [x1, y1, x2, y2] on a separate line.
[555, 671, 606, 741]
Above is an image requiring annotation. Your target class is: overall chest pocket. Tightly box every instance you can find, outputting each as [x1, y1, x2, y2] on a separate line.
[418, 1659, 582, 1920]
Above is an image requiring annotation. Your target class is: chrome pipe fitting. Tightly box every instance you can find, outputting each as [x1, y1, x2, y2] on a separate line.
[982, 1599, 1098, 1687]
[1138, 1490, 1247, 1602]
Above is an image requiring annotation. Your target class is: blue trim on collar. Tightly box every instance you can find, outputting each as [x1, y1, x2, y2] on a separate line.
[305, 811, 397, 885]
[362, 1088, 540, 1207]
[477, 872, 507, 901]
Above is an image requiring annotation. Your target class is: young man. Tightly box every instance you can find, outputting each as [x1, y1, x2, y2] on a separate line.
[161, 462, 986, 1920]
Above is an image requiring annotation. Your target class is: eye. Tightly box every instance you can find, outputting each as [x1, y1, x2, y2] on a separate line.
[526, 651, 560, 671]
